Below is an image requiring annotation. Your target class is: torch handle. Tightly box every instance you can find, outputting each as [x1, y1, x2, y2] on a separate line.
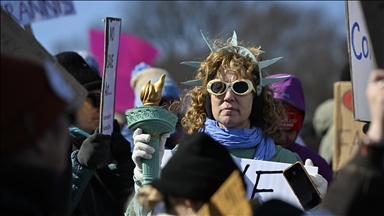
[141, 137, 160, 186]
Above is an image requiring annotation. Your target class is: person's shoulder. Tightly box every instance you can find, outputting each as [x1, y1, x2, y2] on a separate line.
[292, 143, 320, 157]
[296, 144, 328, 164]
[271, 145, 302, 163]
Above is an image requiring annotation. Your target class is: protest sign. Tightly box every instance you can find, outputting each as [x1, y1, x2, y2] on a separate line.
[1, 1, 75, 26]
[90, 29, 159, 113]
[0, 7, 86, 110]
[99, 18, 121, 135]
[332, 81, 366, 171]
[197, 170, 252, 216]
[97, 17, 121, 168]
[345, 1, 377, 122]
[162, 150, 318, 210]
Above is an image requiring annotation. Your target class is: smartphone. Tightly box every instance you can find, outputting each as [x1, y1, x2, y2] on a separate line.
[283, 161, 322, 212]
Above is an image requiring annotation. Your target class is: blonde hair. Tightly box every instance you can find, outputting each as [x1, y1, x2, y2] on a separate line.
[180, 40, 282, 136]
[137, 185, 164, 211]
[137, 185, 196, 213]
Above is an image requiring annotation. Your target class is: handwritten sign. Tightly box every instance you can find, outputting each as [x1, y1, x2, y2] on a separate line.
[97, 17, 121, 169]
[345, 1, 377, 122]
[99, 17, 121, 135]
[89, 29, 159, 113]
[333, 81, 366, 171]
[1, 1, 75, 26]
[162, 150, 318, 210]
[0, 7, 86, 110]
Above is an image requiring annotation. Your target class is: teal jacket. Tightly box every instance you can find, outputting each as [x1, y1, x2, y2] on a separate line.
[70, 130, 134, 216]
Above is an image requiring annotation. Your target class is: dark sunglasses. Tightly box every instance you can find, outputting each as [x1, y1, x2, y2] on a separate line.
[207, 79, 256, 96]
[87, 93, 101, 108]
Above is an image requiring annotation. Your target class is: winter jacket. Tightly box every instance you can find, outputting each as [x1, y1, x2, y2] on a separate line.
[70, 131, 135, 216]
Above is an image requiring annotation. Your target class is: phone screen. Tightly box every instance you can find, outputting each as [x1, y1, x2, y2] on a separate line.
[283, 162, 322, 211]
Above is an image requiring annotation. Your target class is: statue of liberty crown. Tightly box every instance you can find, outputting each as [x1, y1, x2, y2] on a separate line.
[180, 30, 289, 96]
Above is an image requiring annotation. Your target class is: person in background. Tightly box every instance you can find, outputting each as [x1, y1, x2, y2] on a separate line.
[55, 51, 134, 216]
[74, 50, 129, 133]
[312, 98, 334, 165]
[269, 73, 332, 190]
[320, 68, 384, 215]
[123, 62, 184, 150]
[313, 63, 351, 166]
[133, 132, 251, 215]
[254, 68, 384, 216]
[0, 54, 78, 215]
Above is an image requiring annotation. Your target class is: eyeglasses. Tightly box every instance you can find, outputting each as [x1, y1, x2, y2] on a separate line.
[87, 93, 101, 108]
[207, 79, 256, 96]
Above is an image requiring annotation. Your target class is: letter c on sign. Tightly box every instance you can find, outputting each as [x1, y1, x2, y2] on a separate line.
[351, 22, 362, 60]
[351, 22, 371, 60]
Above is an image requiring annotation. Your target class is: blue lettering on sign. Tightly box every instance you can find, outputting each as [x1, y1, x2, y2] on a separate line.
[1, 1, 75, 25]
[351, 22, 371, 60]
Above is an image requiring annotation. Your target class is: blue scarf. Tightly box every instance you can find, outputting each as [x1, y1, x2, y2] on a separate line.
[200, 118, 275, 160]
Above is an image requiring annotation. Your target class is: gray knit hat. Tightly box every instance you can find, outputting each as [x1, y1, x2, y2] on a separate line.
[130, 62, 180, 107]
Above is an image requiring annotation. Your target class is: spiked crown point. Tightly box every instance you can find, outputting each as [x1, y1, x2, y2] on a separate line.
[181, 31, 288, 93]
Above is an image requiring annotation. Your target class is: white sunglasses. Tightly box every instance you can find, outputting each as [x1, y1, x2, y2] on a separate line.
[207, 79, 256, 96]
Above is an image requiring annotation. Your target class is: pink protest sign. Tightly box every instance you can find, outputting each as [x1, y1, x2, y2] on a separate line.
[89, 29, 159, 113]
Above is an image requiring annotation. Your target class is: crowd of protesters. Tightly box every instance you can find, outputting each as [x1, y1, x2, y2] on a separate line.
[1, 21, 383, 216]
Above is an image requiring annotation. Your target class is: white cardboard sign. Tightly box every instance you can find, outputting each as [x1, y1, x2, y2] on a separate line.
[97, 17, 121, 169]
[162, 150, 318, 210]
[1, 1, 76, 26]
[99, 17, 121, 135]
[345, 1, 377, 122]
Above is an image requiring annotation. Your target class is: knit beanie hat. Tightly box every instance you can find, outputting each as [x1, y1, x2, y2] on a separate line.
[130, 62, 180, 107]
[1, 54, 75, 154]
[75, 50, 101, 75]
[151, 132, 244, 202]
[55, 51, 102, 92]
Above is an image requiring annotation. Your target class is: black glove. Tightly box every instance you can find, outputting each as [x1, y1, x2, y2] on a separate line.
[77, 133, 110, 169]
[111, 119, 132, 163]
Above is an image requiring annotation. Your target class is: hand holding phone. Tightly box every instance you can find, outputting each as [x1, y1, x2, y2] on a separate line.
[283, 161, 322, 212]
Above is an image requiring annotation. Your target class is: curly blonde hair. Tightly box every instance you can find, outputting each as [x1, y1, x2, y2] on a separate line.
[180, 40, 282, 136]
